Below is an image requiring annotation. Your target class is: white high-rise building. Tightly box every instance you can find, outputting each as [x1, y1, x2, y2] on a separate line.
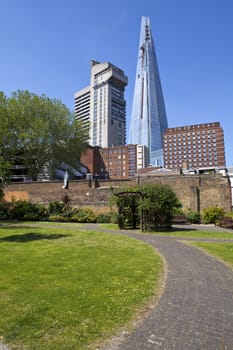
[75, 60, 128, 148]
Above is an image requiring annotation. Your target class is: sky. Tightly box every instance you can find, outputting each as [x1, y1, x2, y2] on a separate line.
[1, 0, 233, 165]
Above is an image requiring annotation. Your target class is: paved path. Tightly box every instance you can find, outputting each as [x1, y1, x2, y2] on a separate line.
[86, 224, 233, 350]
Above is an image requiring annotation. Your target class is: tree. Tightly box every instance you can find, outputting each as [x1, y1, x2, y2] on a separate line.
[0, 90, 89, 181]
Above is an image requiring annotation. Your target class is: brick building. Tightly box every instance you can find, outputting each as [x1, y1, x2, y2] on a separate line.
[80, 144, 148, 179]
[163, 122, 226, 171]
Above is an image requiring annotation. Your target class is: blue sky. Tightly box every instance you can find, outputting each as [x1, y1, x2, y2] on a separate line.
[1, 0, 233, 165]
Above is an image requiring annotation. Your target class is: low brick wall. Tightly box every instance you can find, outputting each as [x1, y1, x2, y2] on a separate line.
[3, 173, 232, 213]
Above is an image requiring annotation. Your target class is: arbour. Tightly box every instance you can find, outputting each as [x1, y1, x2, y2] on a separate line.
[114, 184, 181, 231]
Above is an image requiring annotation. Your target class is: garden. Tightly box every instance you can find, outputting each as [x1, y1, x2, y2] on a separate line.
[1, 182, 233, 349]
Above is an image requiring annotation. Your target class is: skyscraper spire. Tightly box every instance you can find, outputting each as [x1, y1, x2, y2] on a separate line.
[128, 16, 168, 166]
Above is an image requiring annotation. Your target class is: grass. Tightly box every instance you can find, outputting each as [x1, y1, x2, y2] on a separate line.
[0, 224, 163, 350]
[189, 242, 233, 269]
[147, 230, 233, 239]
[99, 223, 233, 240]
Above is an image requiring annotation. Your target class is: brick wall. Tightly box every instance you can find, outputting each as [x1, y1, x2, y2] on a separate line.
[3, 173, 232, 213]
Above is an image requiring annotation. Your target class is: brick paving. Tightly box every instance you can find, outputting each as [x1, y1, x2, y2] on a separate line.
[96, 224, 233, 350]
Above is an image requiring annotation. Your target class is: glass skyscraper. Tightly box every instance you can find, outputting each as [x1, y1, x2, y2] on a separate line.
[128, 16, 168, 166]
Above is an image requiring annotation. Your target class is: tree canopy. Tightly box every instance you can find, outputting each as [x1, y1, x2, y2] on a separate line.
[0, 90, 89, 181]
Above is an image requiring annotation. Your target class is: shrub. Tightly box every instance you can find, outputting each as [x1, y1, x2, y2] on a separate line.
[96, 213, 112, 223]
[23, 213, 40, 221]
[110, 212, 118, 224]
[186, 210, 200, 224]
[224, 211, 233, 219]
[9, 200, 44, 220]
[0, 202, 8, 220]
[48, 201, 65, 215]
[71, 208, 96, 223]
[35, 204, 48, 219]
[202, 206, 225, 224]
[49, 214, 66, 222]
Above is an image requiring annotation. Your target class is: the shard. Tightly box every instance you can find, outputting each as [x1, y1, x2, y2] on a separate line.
[128, 16, 168, 166]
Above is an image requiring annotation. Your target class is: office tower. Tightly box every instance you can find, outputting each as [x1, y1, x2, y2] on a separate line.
[128, 16, 168, 166]
[75, 60, 128, 148]
[74, 86, 90, 134]
[163, 122, 226, 171]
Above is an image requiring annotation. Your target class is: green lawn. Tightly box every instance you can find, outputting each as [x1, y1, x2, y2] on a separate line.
[100, 223, 233, 240]
[0, 225, 163, 350]
[190, 242, 233, 269]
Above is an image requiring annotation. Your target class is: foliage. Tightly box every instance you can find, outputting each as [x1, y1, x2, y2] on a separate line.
[0, 90, 89, 181]
[173, 207, 186, 216]
[71, 208, 96, 223]
[114, 187, 141, 229]
[223, 211, 233, 219]
[114, 184, 180, 231]
[186, 210, 200, 224]
[49, 214, 67, 222]
[0, 156, 12, 183]
[0, 199, 48, 220]
[9, 200, 42, 220]
[0, 225, 162, 349]
[48, 201, 66, 215]
[0, 201, 8, 219]
[23, 213, 40, 221]
[96, 212, 113, 223]
[202, 206, 225, 224]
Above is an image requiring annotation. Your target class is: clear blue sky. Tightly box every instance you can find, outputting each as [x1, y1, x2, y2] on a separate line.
[1, 0, 233, 165]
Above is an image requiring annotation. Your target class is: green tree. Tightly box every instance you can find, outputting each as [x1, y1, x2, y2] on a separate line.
[0, 92, 15, 183]
[0, 90, 89, 180]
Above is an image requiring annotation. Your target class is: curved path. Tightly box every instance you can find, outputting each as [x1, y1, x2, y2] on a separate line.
[88, 224, 233, 350]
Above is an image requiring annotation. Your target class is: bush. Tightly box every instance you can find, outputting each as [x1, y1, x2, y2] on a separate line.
[224, 211, 233, 219]
[23, 213, 40, 221]
[186, 210, 200, 224]
[49, 214, 67, 222]
[96, 213, 112, 223]
[71, 208, 96, 223]
[9, 200, 45, 220]
[202, 206, 225, 224]
[0, 202, 8, 220]
[48, 201, 65, 215]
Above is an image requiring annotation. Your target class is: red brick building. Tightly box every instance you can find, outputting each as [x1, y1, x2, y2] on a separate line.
[80, 144, 147, 179]
[163, 122, 226, 171]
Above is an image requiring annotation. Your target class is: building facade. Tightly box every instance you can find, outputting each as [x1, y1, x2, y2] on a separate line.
[75, 60, 128, 148]
[128, 16, 168, 166]
[74, 86, 90, 134]
[163, 122, 226, 171]
[80, 144, 148, 179]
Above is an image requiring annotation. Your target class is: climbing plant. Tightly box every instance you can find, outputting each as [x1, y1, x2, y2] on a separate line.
[114, 184, 181, 231]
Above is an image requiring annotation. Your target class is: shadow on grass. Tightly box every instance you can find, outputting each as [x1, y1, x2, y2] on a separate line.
[0, 232, 69, 242]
